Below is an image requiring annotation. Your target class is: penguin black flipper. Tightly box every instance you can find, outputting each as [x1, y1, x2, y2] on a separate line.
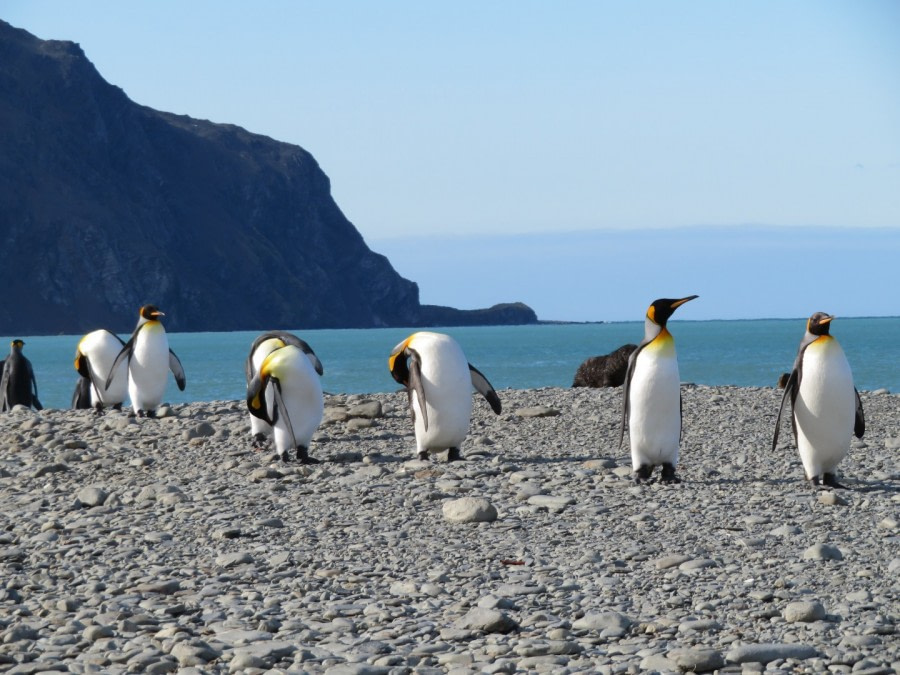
[0, 361, 10, 411]
[407, 348, 429, 432]
[772, 368, 799, 451]
[469, 364, 502, 414]
[619, 341, 649, 447]
[853, 388, 865, 438]
[72, 377, 92, 409]
[168, 350, 186, 391]
[106, 337, 135, 390]
[271, 379, 298, 453]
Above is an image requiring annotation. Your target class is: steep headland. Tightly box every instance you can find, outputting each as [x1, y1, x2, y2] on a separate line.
[0, 20, 537, 334]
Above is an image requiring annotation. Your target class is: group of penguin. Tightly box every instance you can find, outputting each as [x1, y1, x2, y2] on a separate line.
[72, 304, 186, 417]
[2, 297, 865, 489]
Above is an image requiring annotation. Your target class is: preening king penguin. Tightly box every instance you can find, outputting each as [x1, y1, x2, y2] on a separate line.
[106, 305, 186, 417]
[619, 295, 698, 483]
[389, 331, 502, 461]
[73, 329, 127, 413]
[245, 331, 324, 449]
[246, 344, 324, 463]
[1, 339, 42, 411]
[772, 312, 864, 489]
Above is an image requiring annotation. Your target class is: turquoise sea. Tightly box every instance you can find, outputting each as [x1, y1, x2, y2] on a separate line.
[6, 318, 898, 411]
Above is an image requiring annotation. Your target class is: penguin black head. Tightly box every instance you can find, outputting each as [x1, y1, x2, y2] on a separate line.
[807, 312, 833, 336]
[646, 295, 698, 327]
[140, 305, 165, 321]
[11, 339, 24, 349]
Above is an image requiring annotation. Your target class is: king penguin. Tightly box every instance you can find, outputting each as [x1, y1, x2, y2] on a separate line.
[246, 344, 324, 463]
[619, 295, 698, 483]
[1, 340, 43, 411]
[73, 329, 128, 413]
[106, 305, 186, 417]
[388, 331, 502, 461]
[245, 331, 324, 448]
[772, 312, 864, 488]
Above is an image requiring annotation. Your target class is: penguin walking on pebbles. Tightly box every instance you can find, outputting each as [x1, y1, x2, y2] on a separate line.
[773, 312, 864, 489]
[389, 331, 501, 462]
[73, 329, 127, 413]
[107, 305, 186, 417]
[247, 344, 324, 463]
[619, 296, 698, 483]
[1, 339, 42, 411]
[245, 331, 323, 449]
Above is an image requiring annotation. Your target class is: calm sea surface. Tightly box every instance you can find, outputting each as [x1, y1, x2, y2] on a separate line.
[8, 318, 899, 411]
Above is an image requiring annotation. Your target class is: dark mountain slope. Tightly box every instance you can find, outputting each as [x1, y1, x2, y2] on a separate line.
[0, 20, 536, 334]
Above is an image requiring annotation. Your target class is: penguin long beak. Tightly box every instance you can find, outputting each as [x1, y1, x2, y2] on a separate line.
[819, 315, 834, 325]
[670, 295, 699, 310]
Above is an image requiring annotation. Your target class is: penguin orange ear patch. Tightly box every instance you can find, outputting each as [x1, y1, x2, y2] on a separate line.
[647, 306, 656, 323]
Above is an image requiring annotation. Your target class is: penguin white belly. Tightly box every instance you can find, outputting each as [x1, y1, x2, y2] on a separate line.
[272, 359, 324, 455]
[80, 330, 128, 406]
[794, 339, 855, 478]
[413, 334, 473, 453]
[628, 341, 681, 469]
[129, 324, 170, 411]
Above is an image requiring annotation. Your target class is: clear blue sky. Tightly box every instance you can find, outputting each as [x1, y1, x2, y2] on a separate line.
[4, 1, 899, 320]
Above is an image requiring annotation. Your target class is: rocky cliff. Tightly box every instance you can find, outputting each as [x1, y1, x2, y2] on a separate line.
[0, 20, 537, 334]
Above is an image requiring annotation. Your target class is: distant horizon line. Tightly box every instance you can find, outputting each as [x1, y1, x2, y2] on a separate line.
[369, 223, 900, 242]
[3, 314, 898, 339]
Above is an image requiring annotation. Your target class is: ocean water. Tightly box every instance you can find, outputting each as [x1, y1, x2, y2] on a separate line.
[6, 317, 898, 411]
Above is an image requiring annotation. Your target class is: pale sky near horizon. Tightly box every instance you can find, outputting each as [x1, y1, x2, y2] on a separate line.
[3, 1, 899, 320]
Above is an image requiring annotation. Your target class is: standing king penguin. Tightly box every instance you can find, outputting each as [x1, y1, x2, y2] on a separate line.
[73, 329, 128, 413]
[619, 296, 698, 483]
[106, 305, 186, 417]
[245, 331, 324, 449]
[773, 312, 864, 488]
[389, 331, 501, 461]
[1, 340, 43, 411]
[246, 344, 324, 463]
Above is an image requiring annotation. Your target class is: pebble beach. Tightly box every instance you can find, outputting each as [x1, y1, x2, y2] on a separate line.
[0, 385, 897, 674]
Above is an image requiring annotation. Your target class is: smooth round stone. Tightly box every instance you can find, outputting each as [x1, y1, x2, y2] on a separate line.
[802, 543, 844, 561]
[442, 497, 498, 523]
[784, 601, 827, 623]
[454, 608, 518, 634]
[76, 486, 108, 507]
[725, 643, 818, 664]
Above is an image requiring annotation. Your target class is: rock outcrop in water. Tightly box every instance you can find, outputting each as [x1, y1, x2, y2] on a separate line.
[0, 20, 537, 334]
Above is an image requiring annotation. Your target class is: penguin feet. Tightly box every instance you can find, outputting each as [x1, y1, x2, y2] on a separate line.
[633, 465, 654, 484]
[113, 403, 123, 412]
[297, 446, 320, 465]
[136, 409, 157, 419]
[660, 463, 682, 484]
[251, 433, 268, 451]
[93, 404, 104, 417]
[822, 473, 849, 490]
[418, 450, 429, 461]
[447, 447, 462, 462]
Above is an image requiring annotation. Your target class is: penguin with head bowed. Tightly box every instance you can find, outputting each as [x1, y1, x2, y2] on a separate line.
[1, 339, 43, 411]
[246, 343, 324, 463]
[73, 329, 127, 413]
[106, 305, 186, 418]
[389, 331, 502, 462]
[245, 331, 324, 449]
[619, 295, 698, 484]
[773, 312, 864, 489]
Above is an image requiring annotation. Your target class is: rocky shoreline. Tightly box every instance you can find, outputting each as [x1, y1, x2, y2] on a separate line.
[0, 385, 897, 674]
